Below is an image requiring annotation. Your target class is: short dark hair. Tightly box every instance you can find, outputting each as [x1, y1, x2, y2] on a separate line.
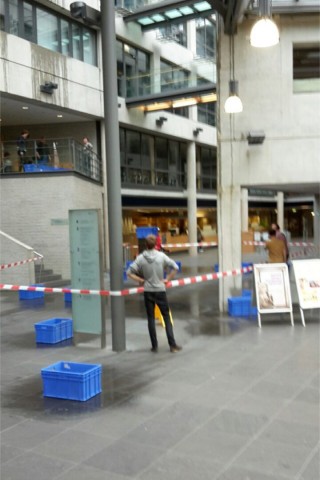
[145, 235, 156, 249]
[269, 229, 276, 237]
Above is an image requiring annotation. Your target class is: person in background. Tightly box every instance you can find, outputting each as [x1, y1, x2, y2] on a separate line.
[155, 228, 162, 251]
[82, 136, 93, 176]
[127, 234, 182, 353]
[16, 129, 30, 171]
[197, 225, 204, 253]
[271, 223, 289, 262]
[265, 229, 287, 263]
[36, 136, 51, 165]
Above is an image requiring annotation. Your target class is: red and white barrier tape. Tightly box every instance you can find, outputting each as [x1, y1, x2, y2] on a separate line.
[124, 241, 315, 249]
[243, 241, 315, 247]
[1, 256, 42, 270]
[0, 266, 253, 297]
[123, 242, 218, 249]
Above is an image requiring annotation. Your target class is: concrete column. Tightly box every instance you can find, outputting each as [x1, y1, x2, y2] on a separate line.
[187, 141, 197, 257]
[101, 2, 125, 352]
[277, 191, 284, 230]
[218, 184, 242, 311]
[241, 188, 249, 232]
[314, 194, 320, 255]
[100, 121, 109, 271]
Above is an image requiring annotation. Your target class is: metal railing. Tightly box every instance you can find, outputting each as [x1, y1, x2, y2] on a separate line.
[0, 230, 43, 285]
[0, 138, 102, 183]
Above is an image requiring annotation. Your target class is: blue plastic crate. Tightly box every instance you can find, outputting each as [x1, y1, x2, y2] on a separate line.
[242, 289, 252, 298]
[228, 297, 251, 317]
[34, 318, 73, 344]
[64, 291, 72, 303]
[136, 227, 158, 239]
[41, 361, 102, 401]
[242, 262, 253, 274]
[175, 261, 182, 273]
[19, 284, 44, 300]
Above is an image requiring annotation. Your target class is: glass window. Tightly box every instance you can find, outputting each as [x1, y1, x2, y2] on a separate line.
[161, 60, 189, 91]
[158, 22, 187, 47]
[8, 0, 18, 35]
[198, 103, 216, 126]
[126, 130, 141, 168]
[141, 134, 151, 168]
[22, 2, 34, 42]
[83, 27, 96, 65]
[117, 40, 150, 98]
[72, 23, 82, 60]
[196, 18, 215, 59]
[117, 40, 124, 97]
[61, 19, 70, 56]
[1, 0, 97, 65]
[137, 50, 150, 95]
[37, 8, 59, 52]
[155, 138, 168, 171]
[293, 45, 320, 93]
[0, 0, 6, 31]
[197, 146, 216, 191]
[125, 44, 137, 97]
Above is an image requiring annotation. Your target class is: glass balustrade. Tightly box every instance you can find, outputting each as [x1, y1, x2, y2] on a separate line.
[0, 138, 102, 182]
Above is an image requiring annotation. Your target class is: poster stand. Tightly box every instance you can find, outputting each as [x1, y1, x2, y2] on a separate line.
[253, 263, 294, 328]
[292, 259, 320, 326]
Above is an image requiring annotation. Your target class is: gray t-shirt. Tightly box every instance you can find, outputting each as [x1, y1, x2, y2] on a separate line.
[127, 249, 179, 292]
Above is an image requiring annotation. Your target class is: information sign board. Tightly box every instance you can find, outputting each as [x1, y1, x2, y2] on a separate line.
[292, 259, 320, 326]
[254, 263, 293, 327]
[69, 210, 105, 342]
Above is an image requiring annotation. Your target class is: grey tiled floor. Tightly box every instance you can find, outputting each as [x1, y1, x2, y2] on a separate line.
[1, 249, 319, 480]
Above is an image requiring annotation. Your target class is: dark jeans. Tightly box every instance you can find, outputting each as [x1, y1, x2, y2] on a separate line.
[144, 291, 176, 348]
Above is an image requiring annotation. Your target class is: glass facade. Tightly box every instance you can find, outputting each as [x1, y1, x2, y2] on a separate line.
[158, 23, 187, 47]
[117, 40, 151, 98]
[1, 0, 97, 65]
[196, 18, 215, 59]
[197, 146, 216, 191]
[120, 128, 214, 192]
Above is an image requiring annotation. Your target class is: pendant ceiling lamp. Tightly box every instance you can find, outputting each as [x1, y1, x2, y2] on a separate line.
[224, 34, 243, 114]
[250, 0, 279, 48]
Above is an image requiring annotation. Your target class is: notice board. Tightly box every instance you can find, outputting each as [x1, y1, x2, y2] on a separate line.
[292, 259, 320, 326]
[253, 263, 293, 327]
[69, 209, 104, 335]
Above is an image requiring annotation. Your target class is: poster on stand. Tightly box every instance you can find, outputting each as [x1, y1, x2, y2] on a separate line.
[292, 259, 320, 326]
[254, 263, 293, 327]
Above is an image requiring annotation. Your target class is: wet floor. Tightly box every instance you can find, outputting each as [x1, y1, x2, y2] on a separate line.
[1, 249, 319, 479]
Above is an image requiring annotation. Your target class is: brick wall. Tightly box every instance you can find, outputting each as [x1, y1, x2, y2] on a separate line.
[0, 174, 104, 285]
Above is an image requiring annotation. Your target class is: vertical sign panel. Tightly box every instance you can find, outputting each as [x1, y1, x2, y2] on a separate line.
[69, 210, 103, 334]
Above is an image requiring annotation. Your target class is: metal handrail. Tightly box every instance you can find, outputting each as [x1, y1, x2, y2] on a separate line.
[0, 138, 102, 182]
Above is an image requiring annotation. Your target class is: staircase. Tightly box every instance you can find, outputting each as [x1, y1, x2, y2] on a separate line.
[35, 263, 70, 287]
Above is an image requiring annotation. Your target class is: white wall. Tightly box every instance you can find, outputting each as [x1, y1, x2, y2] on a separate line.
[0, 175, 104, 282]
[219, 15, 320, 190]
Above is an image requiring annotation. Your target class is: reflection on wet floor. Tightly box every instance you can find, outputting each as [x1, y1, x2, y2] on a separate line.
[1, 248, 319, 480]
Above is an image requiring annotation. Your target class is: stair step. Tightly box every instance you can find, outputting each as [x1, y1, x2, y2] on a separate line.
[36, 273, 62, 282]
[39, 279, 71, 288]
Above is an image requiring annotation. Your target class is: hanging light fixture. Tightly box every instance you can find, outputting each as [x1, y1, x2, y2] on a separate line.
[224, 34, 243, 114]
[250, 0, 279, 48]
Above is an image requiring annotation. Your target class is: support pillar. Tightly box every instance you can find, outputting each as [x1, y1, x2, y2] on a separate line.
[101, 2, 125, 352]
[218, 185, 242, 311]
[241, 188, 249, 232]
[187, 141, 197, 257]
[314, 194, 320, 256]
[277, 191, 284, 230]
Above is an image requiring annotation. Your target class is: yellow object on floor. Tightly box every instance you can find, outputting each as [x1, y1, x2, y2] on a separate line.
[154, 304, 174, 327]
